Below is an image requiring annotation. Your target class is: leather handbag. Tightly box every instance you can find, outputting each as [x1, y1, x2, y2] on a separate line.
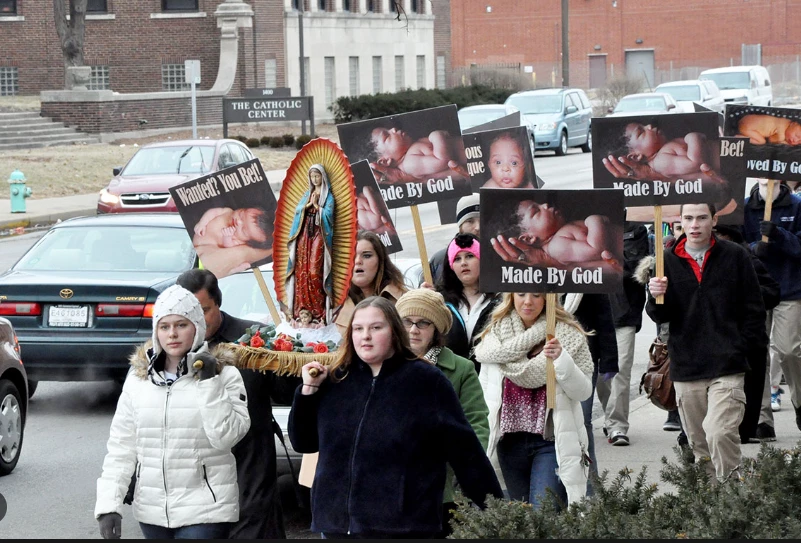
[639, 337, 677, 411]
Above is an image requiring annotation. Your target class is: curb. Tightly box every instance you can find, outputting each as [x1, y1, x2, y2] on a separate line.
[0, 207, 97, 232]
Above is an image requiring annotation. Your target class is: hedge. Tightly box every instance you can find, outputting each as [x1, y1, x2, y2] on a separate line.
[330, 85, 515, 124]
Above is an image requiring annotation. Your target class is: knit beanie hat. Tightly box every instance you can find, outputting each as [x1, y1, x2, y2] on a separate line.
[396, 289, 453, 335]
[151, 284, 206, 356]
[456, 193, 480, 229]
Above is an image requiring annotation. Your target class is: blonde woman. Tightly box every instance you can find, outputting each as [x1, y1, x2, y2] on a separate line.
[474, 292, 593, 509]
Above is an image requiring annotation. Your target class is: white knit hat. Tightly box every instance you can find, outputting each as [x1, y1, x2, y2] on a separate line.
[151, 284, 206, 356]
[456, 193, 480, 229]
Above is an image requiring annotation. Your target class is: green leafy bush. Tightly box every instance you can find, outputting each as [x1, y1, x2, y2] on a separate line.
[260, 135, 272, 146]
[234, 134, 248, 143]
[282, 133, 296, 146]
[451, 444, 801, 539]
[245, 138, 261, 148]
[330, 85, 515, 124]
[295, 134, 313, 150]
[269, 137, 285, 148]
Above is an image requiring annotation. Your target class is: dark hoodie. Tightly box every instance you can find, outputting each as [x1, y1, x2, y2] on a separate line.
[742, 183, 801, 301]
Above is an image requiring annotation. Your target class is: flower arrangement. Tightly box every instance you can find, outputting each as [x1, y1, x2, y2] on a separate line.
[236, 324, 337, 354]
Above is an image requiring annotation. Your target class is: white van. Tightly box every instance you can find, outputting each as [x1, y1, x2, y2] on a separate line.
[698, 65, 772, 107]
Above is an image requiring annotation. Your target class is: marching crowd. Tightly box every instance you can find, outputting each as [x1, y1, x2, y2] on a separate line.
[92, 183, 801, 538]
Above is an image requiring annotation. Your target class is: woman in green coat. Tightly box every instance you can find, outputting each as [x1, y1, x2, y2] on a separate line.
[396, 288, 490, 538]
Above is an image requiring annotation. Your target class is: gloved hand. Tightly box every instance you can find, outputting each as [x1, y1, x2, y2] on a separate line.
[98, 512, 122, 539]
[187, 352, 218, 381]
[760, 220, 777, 240]
[601, 371, 618, 382]
[754, 240, 770, 259]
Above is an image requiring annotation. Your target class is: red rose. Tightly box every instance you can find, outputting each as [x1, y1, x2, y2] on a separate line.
[250, 335, 265, 348]
[306, 342, 316, 347]
[313, 343, 329, 354]
[253, 330, 261, 337]
[240, 342, 248, 346]
[274, 339, 293, 352]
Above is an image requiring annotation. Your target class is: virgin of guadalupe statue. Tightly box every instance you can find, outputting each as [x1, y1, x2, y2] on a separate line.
[273, 138, 358, 329]
[284, 164, 335, 324]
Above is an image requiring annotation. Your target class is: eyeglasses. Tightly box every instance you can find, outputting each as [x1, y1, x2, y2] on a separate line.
[402, 318, 433, 330]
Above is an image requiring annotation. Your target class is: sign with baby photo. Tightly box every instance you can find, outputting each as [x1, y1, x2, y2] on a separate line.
[351, 160, 402, 254]
[169, 157, 278, 279]
[462, 126, 537, 192]
[479, 188, 625, 294]
[336, 104, 472, 209]
[592, 112, 726, 208]
[461, 111, 522, 135]
[723, 104, 801, 182]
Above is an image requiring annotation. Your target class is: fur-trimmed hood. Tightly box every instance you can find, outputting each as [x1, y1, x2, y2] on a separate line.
[128, 341, 238, 380]
[634, 255, 655, 286]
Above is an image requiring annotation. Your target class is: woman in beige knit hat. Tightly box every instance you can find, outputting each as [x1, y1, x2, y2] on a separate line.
[396, 288, 490, 537]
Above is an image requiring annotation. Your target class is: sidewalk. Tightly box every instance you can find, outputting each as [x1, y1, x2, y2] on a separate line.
[592, 390, 801, 491]
[0, 168, 288, 232]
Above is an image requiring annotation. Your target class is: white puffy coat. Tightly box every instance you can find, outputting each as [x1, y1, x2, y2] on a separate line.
[475, 314, 593, 505]
[95, 344, 250, 528]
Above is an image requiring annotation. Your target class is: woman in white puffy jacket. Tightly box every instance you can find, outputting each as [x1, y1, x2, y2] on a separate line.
[94, 285, 250, 539]
[474, 292, 593, 510]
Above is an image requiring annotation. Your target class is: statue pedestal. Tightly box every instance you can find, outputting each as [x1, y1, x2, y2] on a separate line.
[65, 66, 91, 90]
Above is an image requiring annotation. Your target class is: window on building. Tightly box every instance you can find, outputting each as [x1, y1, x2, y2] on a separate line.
[318, 0, 326, 11]
[89, 65, 110, 90]
[162, 0, 198, 11]
[325, 56, 335, 107]
[0, 67, 18, 95]
[0, 1, 16, 15]
[366, 0, 375, 12]
[436, 55, 446, 89]
[265, 59, 277, 88]
[394, 55, 405, 91]
[291, 0, 303, 10]
[161, 63, 190, 91]
[372, 56, 382, 94]
[411, 0, 420, 13]
[87, 0, 107, 12]
[302, 57, 310, 95]
[342, 0, 351, 10]
[349, 56, 359, 97]
[390, 0, 396, 13]
[416, 55, 425, 89]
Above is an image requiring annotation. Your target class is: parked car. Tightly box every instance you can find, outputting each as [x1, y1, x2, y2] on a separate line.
[699, 65, 773, 107]
[97, 139, 255, 214]
[457, 103, 536, 156]
[607, 92, 680, 117]
[654, 79, 725, 113]
[504, 87, 593, 156]
[0, 214, 197, 392]
[0, 317, 27, 476]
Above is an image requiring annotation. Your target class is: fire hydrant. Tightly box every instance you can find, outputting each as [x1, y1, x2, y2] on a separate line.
[8, 169, 32, 213]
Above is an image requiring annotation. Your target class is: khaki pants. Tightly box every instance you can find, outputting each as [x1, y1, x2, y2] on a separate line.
[759, 315, 776, 427]
[767, 300, 801, 409]
[597, 326, 636, 435]
[674, 373, 746, 481]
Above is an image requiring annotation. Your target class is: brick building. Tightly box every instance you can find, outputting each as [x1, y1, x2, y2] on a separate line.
[451, 0, 801, 91]
[0, 0, 442, 122]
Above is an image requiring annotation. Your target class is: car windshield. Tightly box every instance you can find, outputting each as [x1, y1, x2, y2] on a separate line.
[614, 97, 666, 112]
[14, 226, 196, 272]
[506, 95, 562, 114]
[122, 146, 215, 176]
[701, 72, 750, 90]
[458, 108, 507, 128]
[657, 85, 700, 101]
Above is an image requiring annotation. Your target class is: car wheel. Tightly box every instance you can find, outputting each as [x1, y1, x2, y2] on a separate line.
[580, 130, 592, 153]
[27, 380, 37, 399]
[0, 379, 24, 476]
[555, 131, 568, 156]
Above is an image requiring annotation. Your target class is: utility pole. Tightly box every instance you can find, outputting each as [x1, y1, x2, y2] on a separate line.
[299, 10, 307, 136]
[561, 0, 569, 87]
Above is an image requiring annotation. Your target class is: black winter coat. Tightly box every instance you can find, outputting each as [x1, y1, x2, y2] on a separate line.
[610, 223, 649, 331]
[288, 354, 503, 536]
[646, 236, 767, 382]
[209, 312, 301, 540]
[573, 293, 619, 375]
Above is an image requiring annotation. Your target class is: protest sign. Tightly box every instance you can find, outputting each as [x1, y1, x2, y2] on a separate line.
[351, 160, 402, 254]
[462, 125, 537, 192]
[461, 111, 522, 135]
[480, 188, 624, 294]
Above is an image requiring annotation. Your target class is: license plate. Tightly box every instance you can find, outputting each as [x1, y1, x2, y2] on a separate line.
[48, 305, 89, 327]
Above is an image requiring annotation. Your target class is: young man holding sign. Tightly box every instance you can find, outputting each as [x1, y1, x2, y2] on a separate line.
[647, 203, 767, 482]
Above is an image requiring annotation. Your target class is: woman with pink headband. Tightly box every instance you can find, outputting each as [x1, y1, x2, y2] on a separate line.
[435, 233, 501, 373]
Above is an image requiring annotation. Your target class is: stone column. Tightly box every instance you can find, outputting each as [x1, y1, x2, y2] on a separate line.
[210, 0, 255, 93]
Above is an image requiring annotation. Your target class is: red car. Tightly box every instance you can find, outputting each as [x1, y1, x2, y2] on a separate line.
[97, 139, 255, 213]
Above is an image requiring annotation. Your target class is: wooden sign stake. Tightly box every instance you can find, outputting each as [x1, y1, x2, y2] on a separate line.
[654, 205, 665, 305]
[545, 292, 557, 409]
[410, 205, 434, 286]
[251, 266, 282, 326]
[762, 180, 776, 242]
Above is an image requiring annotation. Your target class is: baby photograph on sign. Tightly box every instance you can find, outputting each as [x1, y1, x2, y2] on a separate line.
[480, 188, 625, 293]
[462, 126, 537, 192]
[350, 160, 402, 254]
[336, 105, 471, 208]
[169, 158, 277, 278]
[724, 104, 801, 182]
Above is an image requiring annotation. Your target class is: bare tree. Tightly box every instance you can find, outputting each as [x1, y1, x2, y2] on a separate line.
[53, 0, 87, 88]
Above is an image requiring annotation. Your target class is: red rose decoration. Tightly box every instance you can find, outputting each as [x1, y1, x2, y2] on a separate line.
[306, 342, 316, 347]
[313, 343, 329, 354]
[274, 339, 293, 352]
[250, 335, 266, 348]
